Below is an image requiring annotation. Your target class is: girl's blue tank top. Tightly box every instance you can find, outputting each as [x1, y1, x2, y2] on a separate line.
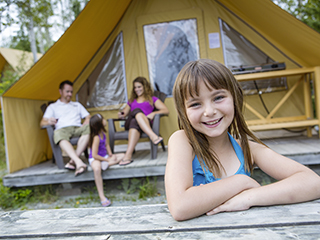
[192, 132, 250, 186]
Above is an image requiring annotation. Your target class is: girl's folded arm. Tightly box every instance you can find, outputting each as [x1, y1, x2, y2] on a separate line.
[246, 141, 320, 207]
[165, 130, 259, 221]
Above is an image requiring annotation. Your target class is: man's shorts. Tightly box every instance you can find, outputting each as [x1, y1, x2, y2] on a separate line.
[53, 125, 90, 144]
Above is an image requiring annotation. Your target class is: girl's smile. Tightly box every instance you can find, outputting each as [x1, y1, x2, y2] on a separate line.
[185, 81, 234, 138]
[202, 117, 223, 127]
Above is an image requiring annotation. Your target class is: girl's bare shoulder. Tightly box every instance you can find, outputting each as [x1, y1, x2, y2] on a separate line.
[93, 135, 100, 141]
[169, 130, 193, 153]
[169, 130, 189, 143]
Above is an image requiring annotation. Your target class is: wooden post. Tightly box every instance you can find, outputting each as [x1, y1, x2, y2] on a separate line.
[313, 67, 320, 138]
[304, 73, 312, 137]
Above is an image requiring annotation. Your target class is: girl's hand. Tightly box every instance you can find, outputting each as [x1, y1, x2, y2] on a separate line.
[206, 177, 260, 215]
[206, 189, 253, 215]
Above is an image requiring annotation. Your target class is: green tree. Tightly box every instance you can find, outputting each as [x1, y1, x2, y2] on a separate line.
[301, 0, 320, 32]
[0, 0, 15, 34]
[1, 0, 54, 54]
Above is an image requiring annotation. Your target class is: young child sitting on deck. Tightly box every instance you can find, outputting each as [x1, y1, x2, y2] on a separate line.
[89, 114, 125, 207]
[165, 59, 320, 221]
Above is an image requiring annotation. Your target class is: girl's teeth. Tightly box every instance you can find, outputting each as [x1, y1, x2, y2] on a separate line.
[207, 119, 219, 125]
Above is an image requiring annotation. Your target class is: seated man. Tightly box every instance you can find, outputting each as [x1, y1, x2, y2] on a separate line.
[40, 80, 90, 176]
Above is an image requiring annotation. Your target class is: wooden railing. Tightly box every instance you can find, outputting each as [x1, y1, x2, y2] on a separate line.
[235, 67, 320, 137]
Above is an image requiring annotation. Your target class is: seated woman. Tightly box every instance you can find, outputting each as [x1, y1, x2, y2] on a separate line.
[118, 77, 169, 165]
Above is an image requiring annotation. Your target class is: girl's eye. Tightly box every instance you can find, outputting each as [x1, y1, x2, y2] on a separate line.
[214, 95, 224, 102]
[188, 102, 200, 108]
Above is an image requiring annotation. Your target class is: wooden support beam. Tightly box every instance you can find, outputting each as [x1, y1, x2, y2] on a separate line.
[248, 119, 319, 131]
[266, 76, 303, 120]
[235, 67, 316, 82]
[244, 102, 265, 120]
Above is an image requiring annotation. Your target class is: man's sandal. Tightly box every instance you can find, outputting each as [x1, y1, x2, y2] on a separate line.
[75, 165, 87, 177]
[64, 160, 76, 171]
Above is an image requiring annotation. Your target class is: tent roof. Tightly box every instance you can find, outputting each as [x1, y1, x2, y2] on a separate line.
[2, 0, 132, 100]
[2, 0, 320, 101]
[0, 48, 42, 73]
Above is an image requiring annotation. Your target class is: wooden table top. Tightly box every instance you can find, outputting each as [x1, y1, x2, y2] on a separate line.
[1, 199, 320, 239]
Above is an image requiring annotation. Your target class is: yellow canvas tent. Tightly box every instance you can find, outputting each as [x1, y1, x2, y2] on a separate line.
[0, 48, 42, 76]
[2, 0, 320, 173]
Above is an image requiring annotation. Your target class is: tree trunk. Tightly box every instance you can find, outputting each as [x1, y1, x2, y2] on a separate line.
[28, 15, 38, 63]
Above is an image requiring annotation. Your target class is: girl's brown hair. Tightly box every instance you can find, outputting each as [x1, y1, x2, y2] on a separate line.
[89, 114, 106, 148]
[129, 77, 154, 105]
[173, 59, 263, 177]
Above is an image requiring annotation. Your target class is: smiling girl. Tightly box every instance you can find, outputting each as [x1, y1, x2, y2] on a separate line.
[165, 59, 320, 221]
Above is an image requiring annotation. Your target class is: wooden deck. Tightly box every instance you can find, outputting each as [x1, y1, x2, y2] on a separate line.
[1, 200, 320, 239]
[3, 135, 320, 187]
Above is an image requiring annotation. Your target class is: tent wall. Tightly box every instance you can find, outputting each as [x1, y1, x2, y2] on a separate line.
[2, 97, 50, 173]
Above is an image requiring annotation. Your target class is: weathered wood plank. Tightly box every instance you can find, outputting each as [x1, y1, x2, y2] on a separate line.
[1, 200, 320, 239]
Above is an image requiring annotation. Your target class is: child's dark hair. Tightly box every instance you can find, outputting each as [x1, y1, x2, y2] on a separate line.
[89, 114, 106, 148]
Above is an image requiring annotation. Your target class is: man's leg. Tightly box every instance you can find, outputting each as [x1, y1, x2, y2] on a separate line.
[75, 134, 89, 157]
[74, 124, 90, 157]
[59, 140, 86, 168]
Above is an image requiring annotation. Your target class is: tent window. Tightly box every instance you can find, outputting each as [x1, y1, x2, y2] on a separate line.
[76, 32, 127, 109]
[219, 19, 287, 95]
[143, 19, 200, 96]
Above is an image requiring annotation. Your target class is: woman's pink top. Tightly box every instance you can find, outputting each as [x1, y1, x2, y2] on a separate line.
[128, 96, 158, 116]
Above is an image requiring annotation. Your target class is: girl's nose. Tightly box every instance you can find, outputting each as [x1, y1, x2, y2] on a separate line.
[203, 105, 216, 117]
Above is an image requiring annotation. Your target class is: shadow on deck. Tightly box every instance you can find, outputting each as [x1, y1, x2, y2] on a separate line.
[3, 135, 320, 187]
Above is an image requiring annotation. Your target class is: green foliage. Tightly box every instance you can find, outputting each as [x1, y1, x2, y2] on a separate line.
[71, 0, 82, 18]
[0, 182, 32, 209]
[0, 69, 19, 95]
[0, 181, 15, 209]
[0, 162, 58, 210]
[138, 177, 158, 199]
[10, 30, 32, 52]
[120, 178, 141, 194]
[31, 184, 57, 203]
[119, 177, 158, 199]
[0, 184, 60, 210]
[301, 0, 320, 32]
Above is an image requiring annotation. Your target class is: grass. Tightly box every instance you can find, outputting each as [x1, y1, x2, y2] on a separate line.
[117, 177, 158, 200]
